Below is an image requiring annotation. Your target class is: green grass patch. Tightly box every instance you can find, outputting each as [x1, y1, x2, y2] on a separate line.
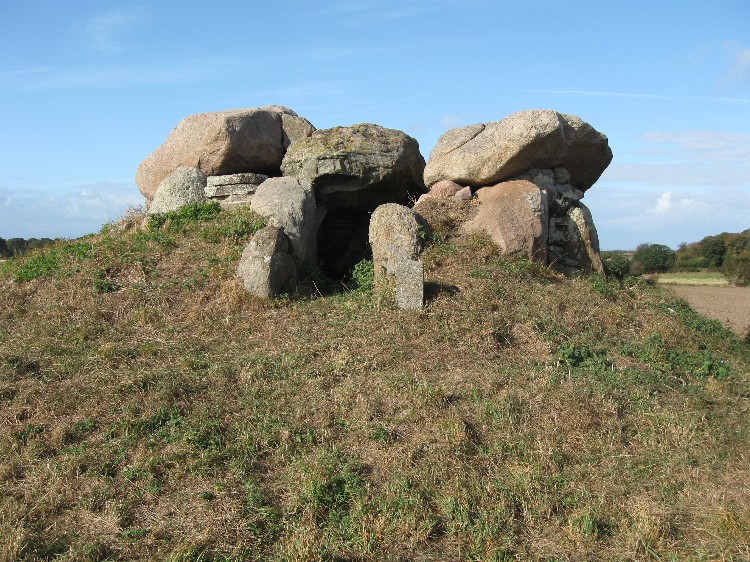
[656, 271, 729, 285]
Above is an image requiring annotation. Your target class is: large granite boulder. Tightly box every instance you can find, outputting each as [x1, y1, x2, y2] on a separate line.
[250, 177, 318, 270]
[424, 110, 612, 192]
[237, 226, 297, 298]
[280, 123, 426, 210]
[462, 180, 548, 262]
[147, 166, 206, 214]
[136, 105, 315, 200]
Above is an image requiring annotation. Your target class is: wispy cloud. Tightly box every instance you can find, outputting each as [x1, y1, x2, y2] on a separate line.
[723, 41, 750, 88]
[0, 67, 53, 78]
[80, 11, 139, 54]
[0, 182, 142, 238]
[602, 129, 750, 188]
[587, 128, 750, 248]
[2, 55, 245, 91]
[303, 44, 398, 61]
[245, 79, 362, 101]
[525, 88, 750, 104]
[643, 130, 750, 163]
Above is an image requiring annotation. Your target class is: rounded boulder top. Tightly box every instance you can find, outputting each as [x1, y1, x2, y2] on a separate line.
[280, 123, 427, 210]
[423, 110, 612, 192]
[135, 106, 315, 201]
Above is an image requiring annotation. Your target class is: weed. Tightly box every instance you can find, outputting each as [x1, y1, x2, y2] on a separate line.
[349, 259, 375, 292]
[199, 206, 266, 244]
[569, 509, 609, 539]
[14, 423, 44, 444]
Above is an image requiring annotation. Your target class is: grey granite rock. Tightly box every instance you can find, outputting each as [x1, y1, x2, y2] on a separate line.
[250, 177, 318, 270]
[148, 166, 206, 214]
[281, 123, 426, 210]
[237, 226, 297, 298]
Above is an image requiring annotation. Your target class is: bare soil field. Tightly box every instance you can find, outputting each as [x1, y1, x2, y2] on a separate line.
[668, 284, 750, 335]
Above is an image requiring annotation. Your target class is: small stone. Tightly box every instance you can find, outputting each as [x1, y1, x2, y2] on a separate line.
[207, 173, 269, 187]
[205, 183, 259, 198]
[453, 186, 473, 201]
[429, 180, 464, 198]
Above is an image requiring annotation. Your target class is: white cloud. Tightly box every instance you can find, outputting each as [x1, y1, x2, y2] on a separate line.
[586, 185, 749, 249]
[602, 130, 750, 188]
[586, 128, 750, 249]
[0, 182, 142, 239]
[649, 191, 702, 216]
[80, 11, 139, 54]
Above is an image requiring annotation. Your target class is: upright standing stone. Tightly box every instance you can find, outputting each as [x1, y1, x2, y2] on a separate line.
[250, 177, 318, 270]
[393, 260, 424, 310]
[237, 226, 297, 298]
[369, 203, 425, 309]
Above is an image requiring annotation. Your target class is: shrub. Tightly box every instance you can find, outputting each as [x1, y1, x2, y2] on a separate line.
[632, 243, 676, 274]
[601, 252, 630, 278]
[722, 250, 750, 286]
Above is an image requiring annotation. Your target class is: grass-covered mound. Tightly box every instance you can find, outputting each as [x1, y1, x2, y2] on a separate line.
[1, 203, 749, 561]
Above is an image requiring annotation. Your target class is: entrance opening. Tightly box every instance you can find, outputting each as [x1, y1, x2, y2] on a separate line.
[317, 208, 371, 279]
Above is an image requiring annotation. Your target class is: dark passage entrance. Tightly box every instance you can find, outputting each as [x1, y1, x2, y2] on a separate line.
[317, 208, 371, 279]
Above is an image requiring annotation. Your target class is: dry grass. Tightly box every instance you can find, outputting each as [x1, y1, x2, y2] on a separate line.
[0, 204, 749, 561]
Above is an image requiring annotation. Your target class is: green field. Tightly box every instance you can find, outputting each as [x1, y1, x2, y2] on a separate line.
[656, 272, 729, 286]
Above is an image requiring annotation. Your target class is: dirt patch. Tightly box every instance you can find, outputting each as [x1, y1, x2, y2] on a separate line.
[667, 284, 750, 336]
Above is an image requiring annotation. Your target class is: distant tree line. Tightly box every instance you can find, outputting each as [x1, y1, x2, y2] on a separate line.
[602, 229, 750, 285]
[0, 237, 59, 259]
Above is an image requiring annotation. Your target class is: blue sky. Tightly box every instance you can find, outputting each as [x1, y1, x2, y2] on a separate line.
[1, 0, 748, 249]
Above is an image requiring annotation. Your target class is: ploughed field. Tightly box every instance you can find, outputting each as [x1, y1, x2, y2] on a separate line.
[667, 284, 750, 336]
